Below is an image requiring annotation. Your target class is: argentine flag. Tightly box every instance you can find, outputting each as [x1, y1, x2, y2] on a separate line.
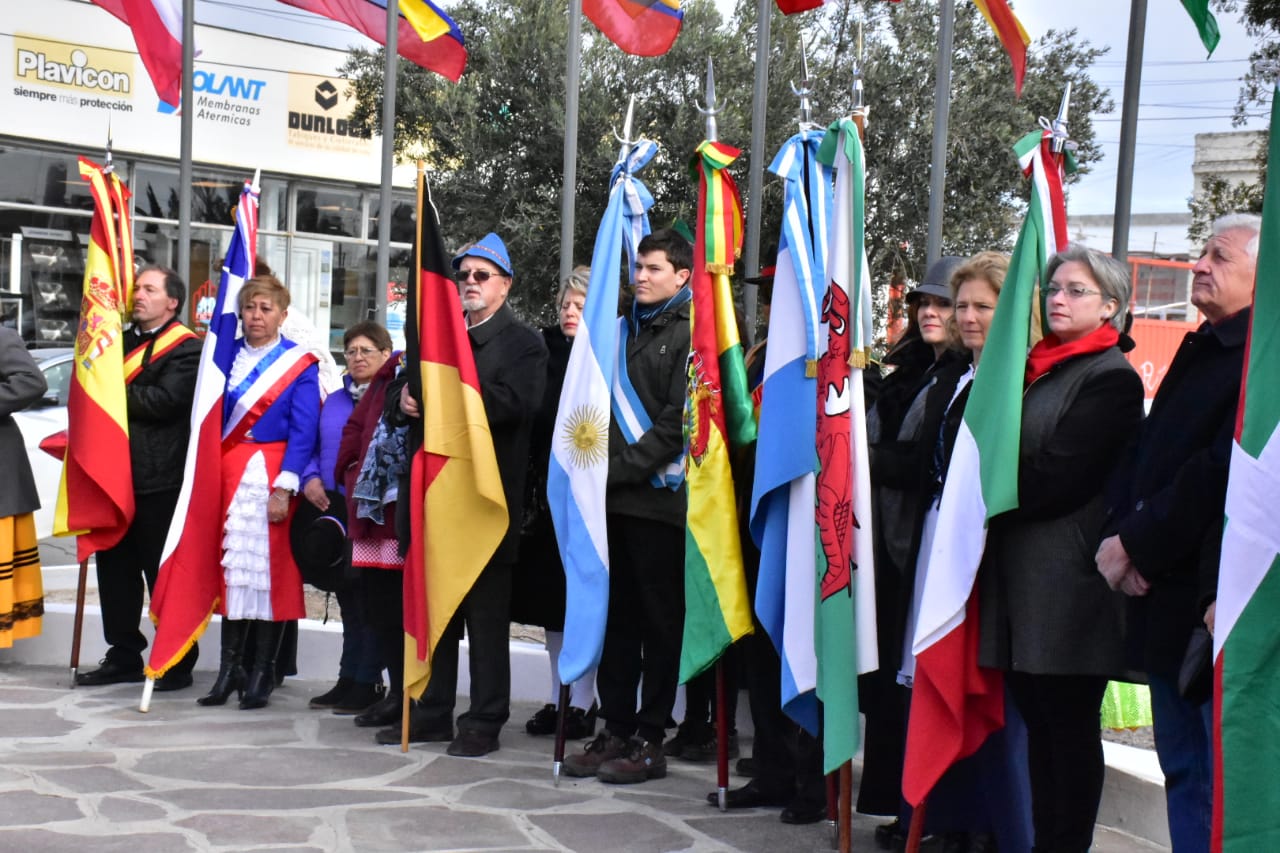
[548, 139, 657, 684]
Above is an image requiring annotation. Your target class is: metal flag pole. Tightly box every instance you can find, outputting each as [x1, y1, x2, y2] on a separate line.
[559, 0, 584, 284]
[375, 0, 400, 327]
[1112, 0, 1148, 264]
[742, 0, 772, 345]
[924, 0, 956, 265]
[178, 0, 194, 297]
[695, 58, 732, 811]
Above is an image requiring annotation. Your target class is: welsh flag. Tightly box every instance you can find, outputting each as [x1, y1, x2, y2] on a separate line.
[680, 139, 755, 683]
[402, 171, 507, 699]
[54, 158, 134, 562]
[902, 128, 1071, 805]
[813, 117, 878, 773]
[1212, 86, 1280, 852]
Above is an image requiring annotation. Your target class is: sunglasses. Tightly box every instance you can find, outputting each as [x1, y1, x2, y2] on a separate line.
[455, 269, 508, 284]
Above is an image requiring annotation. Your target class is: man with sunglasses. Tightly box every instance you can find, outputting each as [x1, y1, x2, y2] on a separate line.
[395, 232, 547, 757]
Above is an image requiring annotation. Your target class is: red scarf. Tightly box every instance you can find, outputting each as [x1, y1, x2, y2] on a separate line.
[1024, 323, 1119, 385]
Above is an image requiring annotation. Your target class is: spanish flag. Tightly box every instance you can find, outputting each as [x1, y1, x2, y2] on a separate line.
[973, 0, 1032, 96]
[402, 168, 507, 699]
[54, 158, 134, 562]
[680, 140, 755, 683]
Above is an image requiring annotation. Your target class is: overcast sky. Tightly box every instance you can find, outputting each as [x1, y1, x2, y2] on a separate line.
[195, 0, 1268, 218]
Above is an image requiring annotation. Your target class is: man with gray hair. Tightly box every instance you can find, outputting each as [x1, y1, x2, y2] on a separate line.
[1097, 212, 1260, 852]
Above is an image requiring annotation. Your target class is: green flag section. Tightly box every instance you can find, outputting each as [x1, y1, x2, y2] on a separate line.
[1179, 0, 1221, 56]
[680, 140, 754, 683]
[1213, 84, 1280, 853]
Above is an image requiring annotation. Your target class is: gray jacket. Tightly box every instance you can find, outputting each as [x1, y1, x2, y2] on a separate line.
[0, 329, 48, 518]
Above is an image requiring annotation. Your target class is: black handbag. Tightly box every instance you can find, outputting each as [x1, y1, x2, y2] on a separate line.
[1177, 625, 1214, 705]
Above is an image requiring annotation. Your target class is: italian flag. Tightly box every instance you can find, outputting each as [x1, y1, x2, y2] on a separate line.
[1212, 86, 1280, 852]
[902, 129, 1069, 805]
[680, 139, 756, 683]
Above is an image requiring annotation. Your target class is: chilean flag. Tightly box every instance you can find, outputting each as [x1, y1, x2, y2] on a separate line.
[146, 176, 259, 678]
[90, 1, 184, 107]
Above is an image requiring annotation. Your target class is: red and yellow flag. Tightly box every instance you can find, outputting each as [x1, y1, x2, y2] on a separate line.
[402, 168, 508, 699]
[973, 0, 1031, 96]
[680, 140, 756, 683]
[54, 158, 134, 561]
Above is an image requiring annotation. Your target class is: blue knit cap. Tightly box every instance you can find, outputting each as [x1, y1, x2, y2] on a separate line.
[452, 232, 513, 277]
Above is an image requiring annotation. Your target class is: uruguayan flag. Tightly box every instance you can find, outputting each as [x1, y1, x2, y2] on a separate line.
[548, 139, 657, 684]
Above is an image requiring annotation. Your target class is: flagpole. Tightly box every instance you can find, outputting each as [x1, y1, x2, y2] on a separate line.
[178, 0, 194, 292]
[375, 1, 399, 328]
[552, 682, 570, 785]
[742, 0, 772, 345]
[924, 0, 956, 264]
[1111, 0, 1147, 263]
[560, 0, 584, 283]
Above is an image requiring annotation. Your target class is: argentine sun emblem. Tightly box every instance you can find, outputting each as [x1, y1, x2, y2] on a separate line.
[561, 405, 610, 469]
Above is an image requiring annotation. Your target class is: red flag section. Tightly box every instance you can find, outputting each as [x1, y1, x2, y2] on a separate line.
[973, 0, 1031, 96]
[584, 0, 683, 57]
[90, 0, 184, 106]
[54, 158, 135, 562]
[402, 172, 507, 699]
[775, 0, 825, 12]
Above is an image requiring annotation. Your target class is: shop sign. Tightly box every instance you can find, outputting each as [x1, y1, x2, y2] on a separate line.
[286, 72, 374, 157]
[13, 35, 134, 112]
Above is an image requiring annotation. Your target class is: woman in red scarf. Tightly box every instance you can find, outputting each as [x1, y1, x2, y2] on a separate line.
[978, 245, 1145, 852]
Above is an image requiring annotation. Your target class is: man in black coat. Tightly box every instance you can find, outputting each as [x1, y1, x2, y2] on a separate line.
[407, 232, 547, 757]
[76, 266, 201, 690]
[563, 227, 692, 785]
[1097, 212, 1260, 852]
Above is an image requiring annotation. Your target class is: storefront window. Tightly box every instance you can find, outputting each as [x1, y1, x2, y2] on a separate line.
[296, 187, 362, 238]
[0, 146, 97, 213]
[133, 163, 287, 228]
[367, 195, 417, 244]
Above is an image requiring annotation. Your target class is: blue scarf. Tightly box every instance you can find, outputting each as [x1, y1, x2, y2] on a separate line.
[627, 284, 691, 335]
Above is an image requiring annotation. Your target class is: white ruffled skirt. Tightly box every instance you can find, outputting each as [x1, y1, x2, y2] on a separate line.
[221, 450, 274, 620]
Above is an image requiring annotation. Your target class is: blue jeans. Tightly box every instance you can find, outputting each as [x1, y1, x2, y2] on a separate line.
[1149, 672, 1213, 853]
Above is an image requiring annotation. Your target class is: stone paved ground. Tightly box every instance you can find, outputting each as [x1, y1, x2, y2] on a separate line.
[0, 663, 1164, 853]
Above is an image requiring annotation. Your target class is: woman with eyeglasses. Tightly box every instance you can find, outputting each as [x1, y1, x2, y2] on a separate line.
[975, 244, 1144, 852]
[300, 321, 393, 717]
[512, 265, 599, 740]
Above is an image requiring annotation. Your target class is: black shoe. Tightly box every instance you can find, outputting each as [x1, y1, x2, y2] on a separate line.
[780, 799, 827, 825]
[706, 782, 790, 809]
[563, 703, 598, 740]
[375, 720, 453, 745]
[332, 682, 385, 716]
[309, 677, 353, 709]
[681, 733, 740, 763]
[875, 819, 908, 851]
[75, 659, 145, 686]
[525, 703, 557, 735]
[153, 671, 194, 692]
[354, 693, 402, 728]
[446, 730, 499, 757]
[662, 729, 690, 758]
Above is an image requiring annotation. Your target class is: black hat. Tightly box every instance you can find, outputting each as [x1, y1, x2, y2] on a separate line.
[907, 256, 965, 303]
[289, 490, 352, 593]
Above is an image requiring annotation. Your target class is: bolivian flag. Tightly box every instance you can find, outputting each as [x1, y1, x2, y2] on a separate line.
[54, 158, 134, 562]
[680, 140, 756, 683]
[402, 168, 507, 700]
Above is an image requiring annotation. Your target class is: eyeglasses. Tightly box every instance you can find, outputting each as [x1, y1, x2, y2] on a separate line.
[455, 269, 507, 284]
[1044, 284, 1102, 300]
[344, 346, 381, 359]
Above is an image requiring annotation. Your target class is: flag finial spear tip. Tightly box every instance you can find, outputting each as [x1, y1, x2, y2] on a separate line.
[251, 169, 261, 193]
[851, 22, 865, 113]
[791, 42, 815, 128]
[697, 58, 721, 142]
[614, 94, 638, 162]
[1051, 82, 1072, 154]
[104, 121, 114, 174]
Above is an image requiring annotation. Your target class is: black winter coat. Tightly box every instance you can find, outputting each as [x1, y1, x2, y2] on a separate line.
[124, 319, 200, 495]
[606, 300, 690, 529]
[1105, 309, 1248, 676]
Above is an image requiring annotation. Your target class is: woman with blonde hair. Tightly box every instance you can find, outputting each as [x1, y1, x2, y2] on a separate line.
[198, 274, 320, 710]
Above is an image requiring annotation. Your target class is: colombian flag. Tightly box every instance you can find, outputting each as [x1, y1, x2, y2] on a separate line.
[54, 158, 134, 562]
[680, 140, 755, 683]
[584, 0, 683, 57]
[402, 168, 508, 700]
[278, 0, 467, 82]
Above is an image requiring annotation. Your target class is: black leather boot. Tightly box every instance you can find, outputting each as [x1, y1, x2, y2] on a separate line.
[239, 620, 286, 710]
[197, 620, 248, 707]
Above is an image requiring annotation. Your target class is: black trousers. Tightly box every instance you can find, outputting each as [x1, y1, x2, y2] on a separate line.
[420, 559, 514, 737]
[679, 643, 739, 742]
[94, 489, 197, 675]
[597, 515, 684, 744]
[362, 568, 404, 695]
[1006, 671, 1109, 853]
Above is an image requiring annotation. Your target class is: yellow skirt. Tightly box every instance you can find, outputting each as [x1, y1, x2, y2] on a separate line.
[1100, 679, 1153, 730]
[0, 513, 43, 647]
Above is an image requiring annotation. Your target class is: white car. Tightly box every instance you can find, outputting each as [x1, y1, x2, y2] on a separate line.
[13, 348, 72, 540]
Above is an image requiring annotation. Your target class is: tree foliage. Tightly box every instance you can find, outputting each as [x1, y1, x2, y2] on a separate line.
[341, 0, 1108, 325]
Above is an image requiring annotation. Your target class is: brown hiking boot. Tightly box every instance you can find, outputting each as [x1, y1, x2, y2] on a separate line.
[597, 738, 667, 784]
[562, 731, 628, 778]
